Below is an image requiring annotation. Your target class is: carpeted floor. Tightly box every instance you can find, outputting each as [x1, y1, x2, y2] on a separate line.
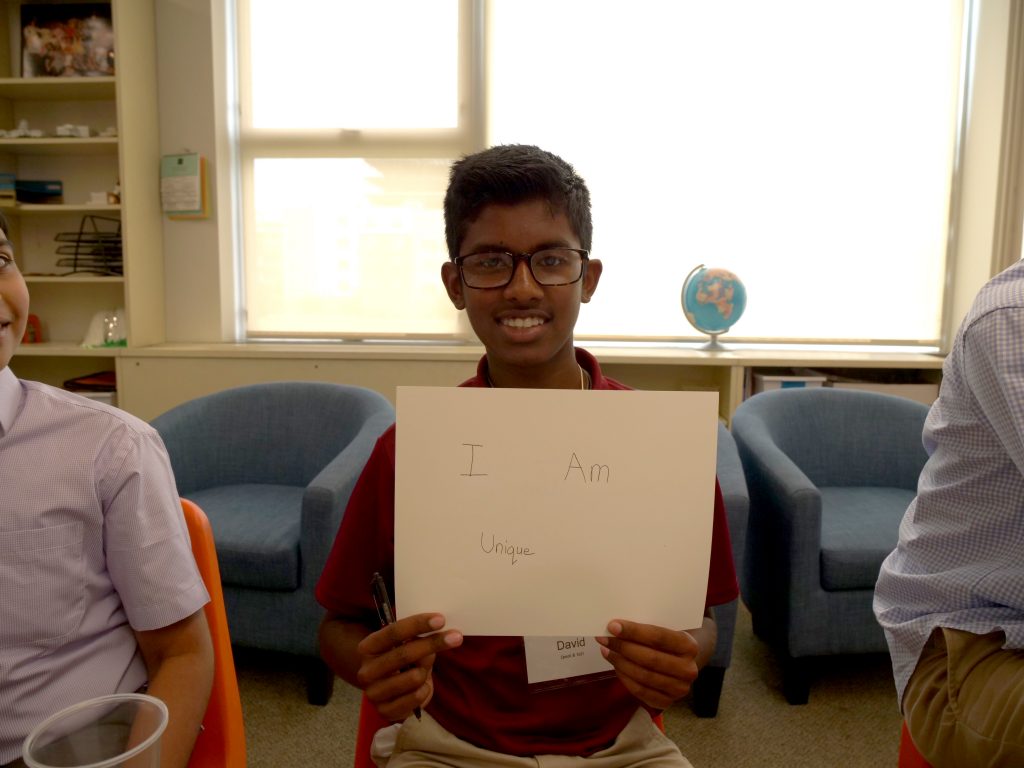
[236, 603, 902, 767]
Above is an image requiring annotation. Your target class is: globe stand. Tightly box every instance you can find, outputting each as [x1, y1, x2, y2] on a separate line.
[701, 333, 727, 351]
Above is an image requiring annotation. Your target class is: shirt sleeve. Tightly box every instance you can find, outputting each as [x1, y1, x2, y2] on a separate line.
[101, 423, 209, 631]
[963, 307, 1024, 478]
[705, 478, 739, 607]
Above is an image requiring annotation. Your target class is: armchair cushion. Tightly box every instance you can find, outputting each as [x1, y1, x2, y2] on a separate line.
[819, 486, 917, 590]
[188, 484, 304, 591]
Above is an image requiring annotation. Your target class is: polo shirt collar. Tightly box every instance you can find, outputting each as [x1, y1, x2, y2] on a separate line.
[0, 366, 21, 436]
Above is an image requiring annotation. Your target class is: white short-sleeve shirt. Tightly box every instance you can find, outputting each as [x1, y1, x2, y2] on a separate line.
[0, 367, 209, 762]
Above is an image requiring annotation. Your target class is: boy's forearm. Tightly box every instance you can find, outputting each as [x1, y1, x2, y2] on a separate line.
[144, 651, 213, 767]
[134, 611, 213, 768]
[319, 614, 373, 689]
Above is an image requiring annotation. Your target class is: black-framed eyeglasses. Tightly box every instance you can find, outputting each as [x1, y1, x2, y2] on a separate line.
[453, 247, 590, 289]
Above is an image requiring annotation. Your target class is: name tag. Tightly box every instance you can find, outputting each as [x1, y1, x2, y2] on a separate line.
[523, 635, 614, 685]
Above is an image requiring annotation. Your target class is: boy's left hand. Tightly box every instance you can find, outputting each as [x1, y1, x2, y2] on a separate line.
[595, 619, 701, 710]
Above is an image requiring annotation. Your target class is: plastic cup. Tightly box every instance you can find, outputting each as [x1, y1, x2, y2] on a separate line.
[22, 693, 168, 768]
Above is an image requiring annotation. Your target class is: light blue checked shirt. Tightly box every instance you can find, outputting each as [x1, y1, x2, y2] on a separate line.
[875, 259, 1024, 709]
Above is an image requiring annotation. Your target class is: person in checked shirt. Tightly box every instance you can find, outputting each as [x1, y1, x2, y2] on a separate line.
[875, 259, 1024, 767]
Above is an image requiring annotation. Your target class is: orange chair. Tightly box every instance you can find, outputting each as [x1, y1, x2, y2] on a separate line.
[182, 498, 247, 768]
[898, 720, 933, 768]
[353, 692, 665, 767]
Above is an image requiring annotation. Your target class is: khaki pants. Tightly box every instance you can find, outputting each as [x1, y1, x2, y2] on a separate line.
[903, 627, 1024, 768]
[378, 709, 693, 768]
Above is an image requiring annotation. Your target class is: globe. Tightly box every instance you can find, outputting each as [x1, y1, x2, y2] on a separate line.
[681, 265, 747, 346]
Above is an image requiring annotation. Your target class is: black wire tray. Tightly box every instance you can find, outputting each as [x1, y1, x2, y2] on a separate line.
[53, 215, 123, 276]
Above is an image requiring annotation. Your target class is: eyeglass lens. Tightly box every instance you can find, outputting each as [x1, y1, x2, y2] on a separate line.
[459, 248, 584, 288]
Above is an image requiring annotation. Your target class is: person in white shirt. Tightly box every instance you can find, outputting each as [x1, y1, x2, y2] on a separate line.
[0, 212, 213, 768]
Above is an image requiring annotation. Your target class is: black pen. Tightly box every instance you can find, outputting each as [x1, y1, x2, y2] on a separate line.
[371, 571, 422, 720]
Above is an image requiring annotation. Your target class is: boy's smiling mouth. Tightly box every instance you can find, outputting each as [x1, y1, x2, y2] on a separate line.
[501, 317, 546, 329]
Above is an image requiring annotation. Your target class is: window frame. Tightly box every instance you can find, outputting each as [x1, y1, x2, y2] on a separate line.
[234, 0, 483, 340]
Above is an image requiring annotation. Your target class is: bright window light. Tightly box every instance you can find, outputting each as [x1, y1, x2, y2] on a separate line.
[489, 0, 961, 344]
[246, 158, 454, 337]
[237, 0, 964, 345]
[246, 1, 459, 130]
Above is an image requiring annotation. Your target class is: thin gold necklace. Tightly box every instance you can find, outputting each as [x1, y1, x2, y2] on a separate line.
[487, 364, 589, 390]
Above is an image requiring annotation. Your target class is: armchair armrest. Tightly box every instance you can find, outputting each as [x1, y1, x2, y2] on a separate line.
[301, 411, 395, 585]
[715, 424, 749, 572]
[733, 414, 823, 615]
[736, 418, 822, 536]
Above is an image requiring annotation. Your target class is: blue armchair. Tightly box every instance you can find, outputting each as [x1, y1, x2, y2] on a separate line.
[152, 381, 395, 705]
[731, 387, 929, 704]
[690, 421, 750, 717]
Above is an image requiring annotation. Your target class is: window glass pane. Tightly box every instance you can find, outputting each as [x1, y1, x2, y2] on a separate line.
[247, 1, 459, 130]
[246, 158, 457, 337]
[489, 0, 961, 343]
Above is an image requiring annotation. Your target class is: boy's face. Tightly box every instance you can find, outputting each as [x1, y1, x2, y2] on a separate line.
[441, 199, 602, 378]
[0, 229, 28, 370]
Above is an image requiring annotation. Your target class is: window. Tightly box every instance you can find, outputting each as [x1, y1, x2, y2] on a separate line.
[236, 0, 966, 346]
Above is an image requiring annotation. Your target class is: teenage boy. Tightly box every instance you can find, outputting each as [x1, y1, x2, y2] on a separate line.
[0, 212, 213, 768]
[317, 144, 738, 767]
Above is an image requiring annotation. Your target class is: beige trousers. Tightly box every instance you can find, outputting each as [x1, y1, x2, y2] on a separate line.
[903, 627, 1024, 768]
[378, 709, 693, 768]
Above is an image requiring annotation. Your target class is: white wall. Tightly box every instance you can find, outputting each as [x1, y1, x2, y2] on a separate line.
[153, 0, 1017, 349]
[155, 0, 235, 342]
[949, 0, 1014, 338]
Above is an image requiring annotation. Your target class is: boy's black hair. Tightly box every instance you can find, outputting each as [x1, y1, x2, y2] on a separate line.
[0, 210, 9, 238]
[443, 144, 593, 259]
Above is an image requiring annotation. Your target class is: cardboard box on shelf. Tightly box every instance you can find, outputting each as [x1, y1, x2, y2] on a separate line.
[830, 381, 939, 407]
[753, 373, 828, 393]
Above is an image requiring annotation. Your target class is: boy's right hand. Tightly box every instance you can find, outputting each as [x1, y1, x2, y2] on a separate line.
[356, 612, 463, 722]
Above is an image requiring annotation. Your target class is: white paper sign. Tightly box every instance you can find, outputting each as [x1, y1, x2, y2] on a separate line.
[394, 387, 719, 637]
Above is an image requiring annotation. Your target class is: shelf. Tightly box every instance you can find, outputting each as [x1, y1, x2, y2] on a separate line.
[0, 77, 116, 100]
[0, 137, 118, 155]
[123, 341, 946, 368]
[4, 203, 120, 216]
[23, 275, 123, 284]
[15, 342, 121, 357]
[2, 1, 164, 389]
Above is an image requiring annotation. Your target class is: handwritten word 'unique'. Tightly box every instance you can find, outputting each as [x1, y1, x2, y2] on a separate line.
[480, 531, 535, 565]
[564, 452, 610, 483]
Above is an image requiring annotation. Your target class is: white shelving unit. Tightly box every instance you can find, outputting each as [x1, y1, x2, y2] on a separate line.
[4, 0, 165, 390]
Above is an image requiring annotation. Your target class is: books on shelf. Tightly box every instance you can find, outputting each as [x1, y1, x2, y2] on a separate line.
[0, 172, 14, 206]
[16, 179, 63, 204]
